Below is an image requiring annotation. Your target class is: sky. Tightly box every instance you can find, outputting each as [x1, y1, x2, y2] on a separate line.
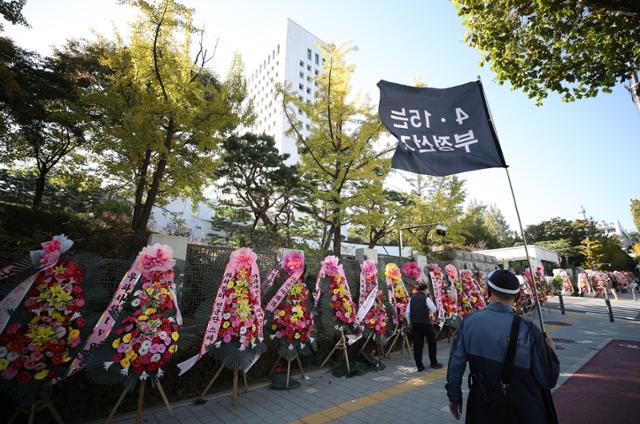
[5, 0, 639, 233]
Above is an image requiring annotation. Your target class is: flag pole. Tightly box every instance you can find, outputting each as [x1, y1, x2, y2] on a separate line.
[477, 77, 546, 332]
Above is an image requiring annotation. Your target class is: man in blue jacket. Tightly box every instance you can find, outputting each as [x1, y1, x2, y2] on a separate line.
[445, 270, 559, 423]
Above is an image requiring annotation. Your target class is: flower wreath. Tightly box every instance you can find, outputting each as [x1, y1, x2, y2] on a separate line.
[179, 248, 265, 374]
[384, 263, 408, 327]
[356, 260, 388, 343]
[444, 265, 473, 318]
[559, 271, 574, 295]
[459, 269, 486, 311]
[401, 262, 422, 296]
[264, 251, 315, 361]
[429, 263, 458, 328]
[314, 256, 357, 336]
[0, 235, 97, 402]
[81, 244, 185, 390]
[577, 272, 592, 295]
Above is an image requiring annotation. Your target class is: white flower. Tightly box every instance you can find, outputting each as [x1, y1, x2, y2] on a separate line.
[157, 369, 164, 379]
[269, 335, 275, 340]
[139, 371, 149, 381]
[103, 361, 113, 370]
[215, 341, 222, 348]
[139, 345, 149, 355]
[239, 327, 247, 335]
[309, 337, 315, 344]
[0, 346, 7, 358]
[131, 298, 141, 307]
[223, 313, 231, 320]
[151, 353, 161, 362]
[71, 312, 81, 320]
[141, 340, 152, 350]
[239, 344, 246, 352]
[7, 352, 20, 362]
[288, 344, 294, 350]
[158, 331, 167, 339]
[120, 368, 129, 376]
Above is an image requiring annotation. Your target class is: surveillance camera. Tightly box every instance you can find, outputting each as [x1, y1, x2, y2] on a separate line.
[435, 224, 447, 237]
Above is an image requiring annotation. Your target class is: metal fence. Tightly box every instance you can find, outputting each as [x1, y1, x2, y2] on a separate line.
[0, 246, 431, 319]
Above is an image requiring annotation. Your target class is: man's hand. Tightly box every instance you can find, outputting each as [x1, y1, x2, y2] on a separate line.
[449, 401, 462, 420]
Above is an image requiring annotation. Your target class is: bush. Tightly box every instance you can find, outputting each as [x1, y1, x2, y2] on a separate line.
[0, 202, 145, 258]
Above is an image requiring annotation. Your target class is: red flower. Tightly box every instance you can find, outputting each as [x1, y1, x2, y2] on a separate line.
[16, 371, 32, 385]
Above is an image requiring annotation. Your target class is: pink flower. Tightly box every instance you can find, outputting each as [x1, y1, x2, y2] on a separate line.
[402, 262, 421, 281]
[135, 244, 175, 273]
[444, 264, 458, 279]
[43, 239, 62, 254]
[321, 256, 341, 277]
[1, 368, 18, 380]
[360, 260, 377, 278]
[282, 251, 304, 273]
[428, 263, 441, 272]
[229, 248, 257, 271]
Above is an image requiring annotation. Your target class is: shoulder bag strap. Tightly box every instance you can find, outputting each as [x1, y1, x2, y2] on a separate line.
[501, 314, 521, 386]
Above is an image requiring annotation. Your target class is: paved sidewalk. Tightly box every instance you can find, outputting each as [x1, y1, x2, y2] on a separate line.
[100, 309, 640, 424]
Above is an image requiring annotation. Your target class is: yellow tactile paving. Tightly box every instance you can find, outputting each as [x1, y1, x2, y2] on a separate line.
[292, 313, 575, 424]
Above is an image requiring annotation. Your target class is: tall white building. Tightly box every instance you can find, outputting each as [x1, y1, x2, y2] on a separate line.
[598, 220, 633, 249]
[245, 19, 324, 163]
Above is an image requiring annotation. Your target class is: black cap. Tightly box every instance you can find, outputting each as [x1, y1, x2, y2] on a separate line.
[487, 270, 520, 295]
[418, 283, 429, 291]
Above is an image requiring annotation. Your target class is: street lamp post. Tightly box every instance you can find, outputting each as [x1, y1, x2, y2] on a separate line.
[397, 223, 446, 259]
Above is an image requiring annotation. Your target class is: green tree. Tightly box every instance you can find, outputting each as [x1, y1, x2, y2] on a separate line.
[84, 0, 250, 235]
[454, 0, 640, 112]
[598, 235, 636, 270]
[536, 239, 575, 268]
[214, 133, 307, 247]
[0, 0, 28, 29]
[630, 199, 640, 232]
[402, 175, 468, 252]
[282, 42, 387, 256]
[347, 183, 414, 248]
[579, 237, 604, 270]
[0, 37, 93, 209]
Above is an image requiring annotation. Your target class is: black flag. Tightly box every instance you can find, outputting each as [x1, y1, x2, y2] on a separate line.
[378, 80, 507, 176]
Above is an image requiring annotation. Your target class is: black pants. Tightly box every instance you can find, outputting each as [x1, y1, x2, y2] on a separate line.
[411, 323, 438, 368]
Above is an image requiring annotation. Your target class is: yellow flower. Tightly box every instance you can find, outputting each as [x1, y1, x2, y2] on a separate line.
[278, 310, 286, 317]
[0, 359, 8, 370]
[112, 338, 121, 349]
[28, 326, 56, 345]
[171, 332, 180, 341]
[161, 288, 169, 294]
[169, 345, 178, 353]
[223, 321, 230, 328]
[69, 329, 80, 339]
[122, 333, 132, 343]
[145, 288, 154, 295]
[294, 333, 300, 339]
[145, 308, 156, 315]
[138, 315, 148, 321]
[34, 370, 49, 380]
[250, 336, 256, 343]
[228, 281, 235, 289]
[120, 358, 130, 368]
[53, 265, 65, 274]
[62, 353, 71, 363]
[271, 324, 277, 330]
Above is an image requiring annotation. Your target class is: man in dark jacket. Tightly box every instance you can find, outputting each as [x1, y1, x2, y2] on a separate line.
[405, 283, 442, 371]
[445, 270, 559, 423]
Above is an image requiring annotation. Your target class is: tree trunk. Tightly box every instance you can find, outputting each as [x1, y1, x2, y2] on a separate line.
[32, 170, 47, 210]
[132, 149, 152, 231]
[332, 211, 341, 257]
[133, 120, 175, 235]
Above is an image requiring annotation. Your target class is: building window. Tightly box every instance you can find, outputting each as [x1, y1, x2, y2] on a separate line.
[307, 75, 311, 82]
[300, 60, 304, 67]
[307, 65, 311, 71]
[315, 69, 319, 75]
[268, 55, 270, 64]
[299, 83, 303, 90]
[298, 95, 303, 102]
[307, 48, 311, 60]
[305, 123, 310, 130]
[299, 71, 304, 78]
[277, 44, 280, 54]
[315, 53, 319, 65]
[298, 108, 302, 115]
[306, 87, 311, 94]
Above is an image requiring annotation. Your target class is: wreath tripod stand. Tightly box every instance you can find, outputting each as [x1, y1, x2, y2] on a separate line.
[357, 332, 385, 363]
[198, 362, 250, 406]
[384, 323, 411, 358]
[319, 327, 351, 374]
[105, 378, 173, 424]
[8, 388, 64, 424]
